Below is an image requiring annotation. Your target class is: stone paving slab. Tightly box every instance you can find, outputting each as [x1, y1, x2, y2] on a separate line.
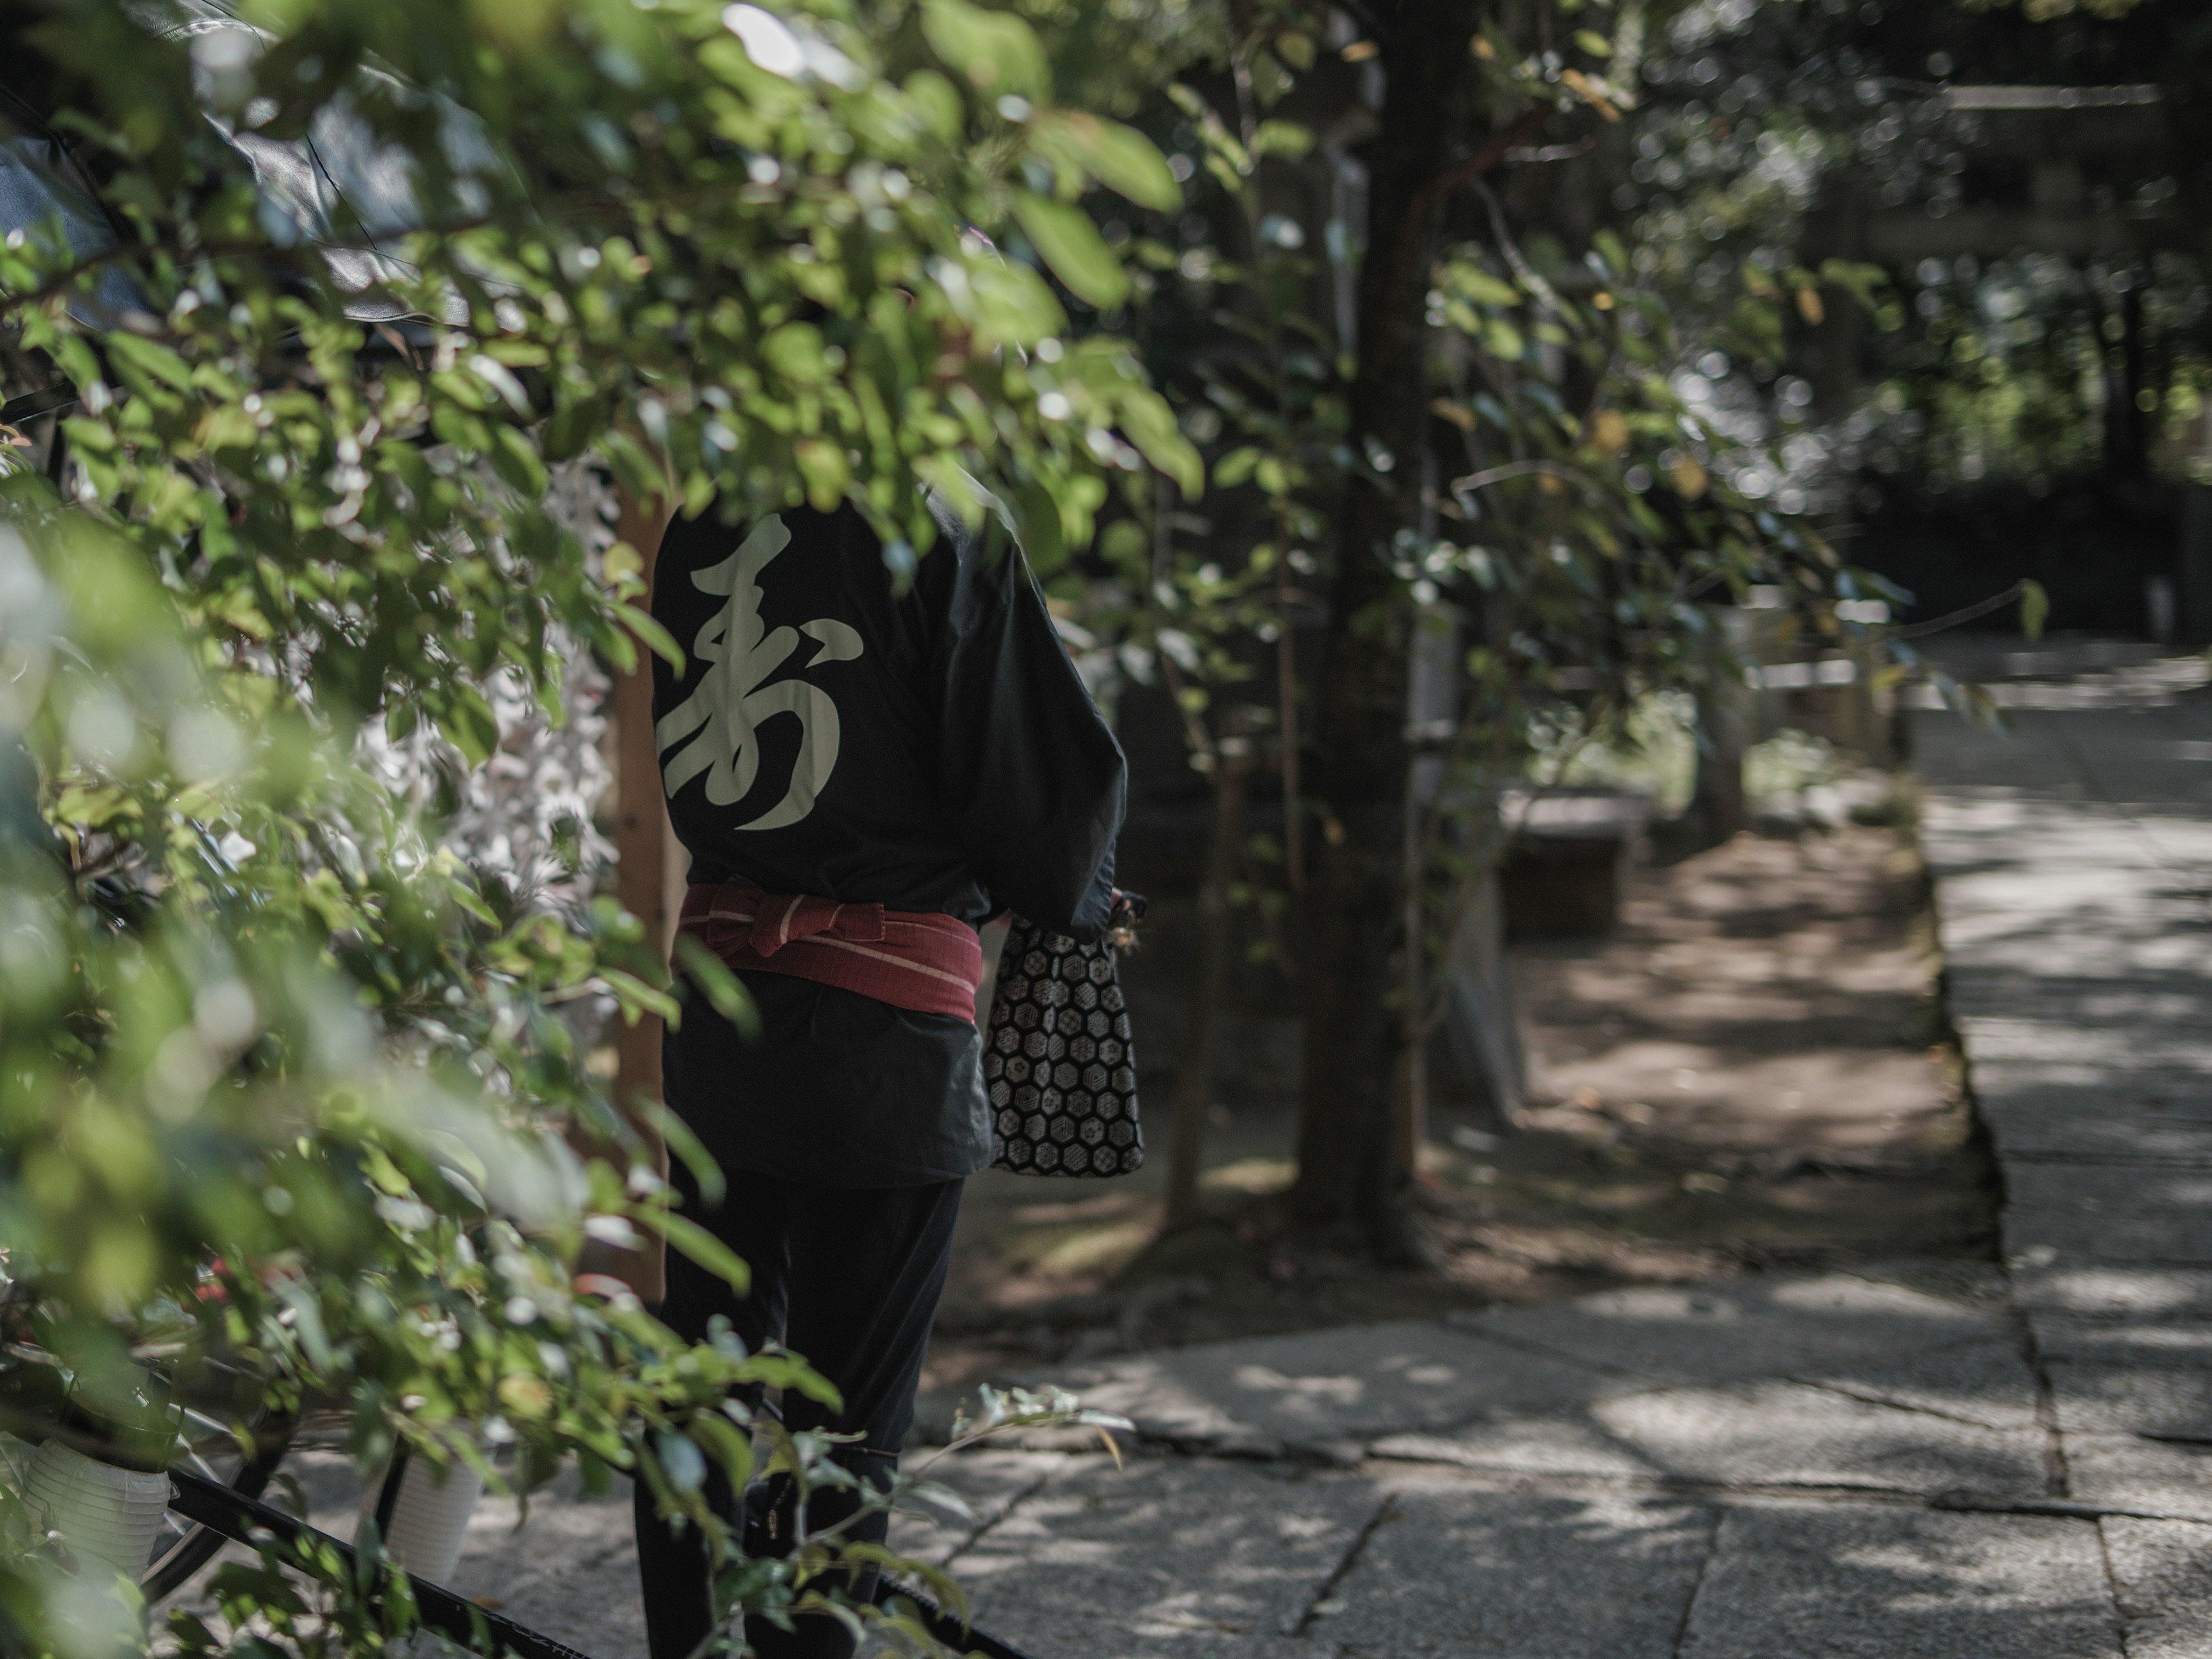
[455, 1450, 1093, 1656]
[893, 1448, 1078, 1569]
[2099, 1517, 2212, 1659]
[1368, 1417, 1660, 1484]
[1971, 1062, 2212, 1126]
[1590, 1380, 2045, 1497]
[2012, 1264, 2212, 1321]
[1028, 1321, 1620, 1455]
[1674, 1503, 2124, 1659]
[2030, 1316, 2212, 1438]
[1972, 1086, 2212, 1165]
[1453, 1274, 2039, 1432]
[2065, 1434, 2212, 1524]
[1791, 1334, 2048, 1436]
[1933, 875, 2197, 950]
[1372, 1376, 2048, 1500]
[1952, 1016, 2212, 1078]
[1947, 910, 2212, 964]
[1952, 953, 2212, 999]
[1948, 975, 2212, 1025]
[1982, 1070, 2212, 1159]
[2003, 1162, 2212, 1268]
[1313, 1474, 1713, 1659]
[449, 1468, 645, 1659]
[948, 1455, 1377, 1658]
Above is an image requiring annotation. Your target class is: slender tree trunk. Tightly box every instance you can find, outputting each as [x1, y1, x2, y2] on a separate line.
[2118, 277, 2149, 480]
[1290, 1, 1493, 1243]
[1165, 722, 1251, 1232]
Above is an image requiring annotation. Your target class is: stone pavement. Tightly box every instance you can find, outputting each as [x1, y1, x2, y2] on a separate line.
[198, 651, 2212, 1657]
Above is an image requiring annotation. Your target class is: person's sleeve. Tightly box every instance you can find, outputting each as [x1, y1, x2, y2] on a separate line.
[933, 529, 1127, 941]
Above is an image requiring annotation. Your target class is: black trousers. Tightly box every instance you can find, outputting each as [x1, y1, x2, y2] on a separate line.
[634, 1166, 964, 1659]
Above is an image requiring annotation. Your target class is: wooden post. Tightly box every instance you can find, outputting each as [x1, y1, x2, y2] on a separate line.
[1396, 596, 1457, 1181]
[1440, 868, 1526, 1129]
[612, 491, 673, 1115]
[595, 488, 676, 1300]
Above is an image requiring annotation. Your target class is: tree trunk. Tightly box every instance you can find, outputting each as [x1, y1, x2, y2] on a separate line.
[1290, 1, 1491, 1243]
[1165, 725, 1251, 1232]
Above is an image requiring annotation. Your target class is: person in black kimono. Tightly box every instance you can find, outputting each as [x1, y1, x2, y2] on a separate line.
[634, 497, 1126, 1659]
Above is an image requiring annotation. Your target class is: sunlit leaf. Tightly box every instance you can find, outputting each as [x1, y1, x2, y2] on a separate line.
[1013, 194, 1130, 308]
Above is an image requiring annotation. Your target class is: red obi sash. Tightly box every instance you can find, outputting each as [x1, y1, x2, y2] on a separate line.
[676, 880, 984, 1025]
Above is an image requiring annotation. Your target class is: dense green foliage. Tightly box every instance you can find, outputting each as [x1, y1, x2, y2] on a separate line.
[0, 1, 1177, 1652]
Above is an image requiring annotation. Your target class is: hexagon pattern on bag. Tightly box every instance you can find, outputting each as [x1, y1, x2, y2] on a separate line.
[984, 919, 1143, 1177]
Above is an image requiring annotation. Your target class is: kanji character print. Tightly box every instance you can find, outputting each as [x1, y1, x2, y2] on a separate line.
[985, 915, 1143, 1178]
[656, 513, 865, 831]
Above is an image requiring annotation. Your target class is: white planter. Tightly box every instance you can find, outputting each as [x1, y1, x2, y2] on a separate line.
[360, 1451, 484, 1585]
[25, 1438, 169, 1582]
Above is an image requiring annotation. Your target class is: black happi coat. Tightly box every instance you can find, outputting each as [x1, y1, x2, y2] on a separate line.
[651, 502, 1126, 1186]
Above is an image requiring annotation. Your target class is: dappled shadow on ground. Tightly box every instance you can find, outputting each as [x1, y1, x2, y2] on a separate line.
[926, 823, 1993, 1399]
[164, 1264, 2168, 1659]
[903, 1263, 2145, 1659]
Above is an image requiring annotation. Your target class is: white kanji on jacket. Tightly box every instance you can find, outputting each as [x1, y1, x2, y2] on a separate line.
[654, 514, 865, 831]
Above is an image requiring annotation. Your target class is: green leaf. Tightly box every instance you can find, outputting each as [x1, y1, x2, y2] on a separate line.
[1118, 387, 1202, 499]
[437, 686, 501, 767]
[639, 1208, 751, 1294]
[921, 0, 1049, 100]
[969, 256, 1068, 343]
[639, 1097, 727, 1206]
[672, 934, 754, 1032]
[1214, 445, 1260, 488]
[1036, 113, 1181, 211]
[1012, 476, 1066, 574]
[105, 332, 194, 394]
[61, 416, 118, 454]
[1013, 195, 1129, 309]
[903, 68, 964, 141]
[2018, 579, 2048, 642]
[617, 603, 685, 671]
[737, 1351, 843, 1407]
[688, 1412, 755, 1493]
[491, 426, 550, 499]
[1452, 267, 1521, 309]
[792, 438, 850, 512]
[1483, 319, 1526, 360]
[603, 967, 681, 1028]
[760, 321, 829, 384]
[543, 395, 608, 464]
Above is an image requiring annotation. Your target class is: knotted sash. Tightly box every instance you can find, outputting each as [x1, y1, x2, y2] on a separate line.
[676, 879, 984, 1024]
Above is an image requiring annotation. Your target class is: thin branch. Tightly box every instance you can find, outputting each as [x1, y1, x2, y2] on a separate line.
[1399, 105, 1555, 259]
[1451, 458, 1593, 494]
[1505, 139, 1594, 164]
[1890, 579, 2032, 639]
[1470, 176, 1549, 304]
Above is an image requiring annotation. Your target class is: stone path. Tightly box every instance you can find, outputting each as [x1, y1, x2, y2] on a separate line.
[197, 652, 2212, 1658]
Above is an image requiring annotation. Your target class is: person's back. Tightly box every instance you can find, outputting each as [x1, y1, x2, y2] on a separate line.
[636, 499, 1126, 1658]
